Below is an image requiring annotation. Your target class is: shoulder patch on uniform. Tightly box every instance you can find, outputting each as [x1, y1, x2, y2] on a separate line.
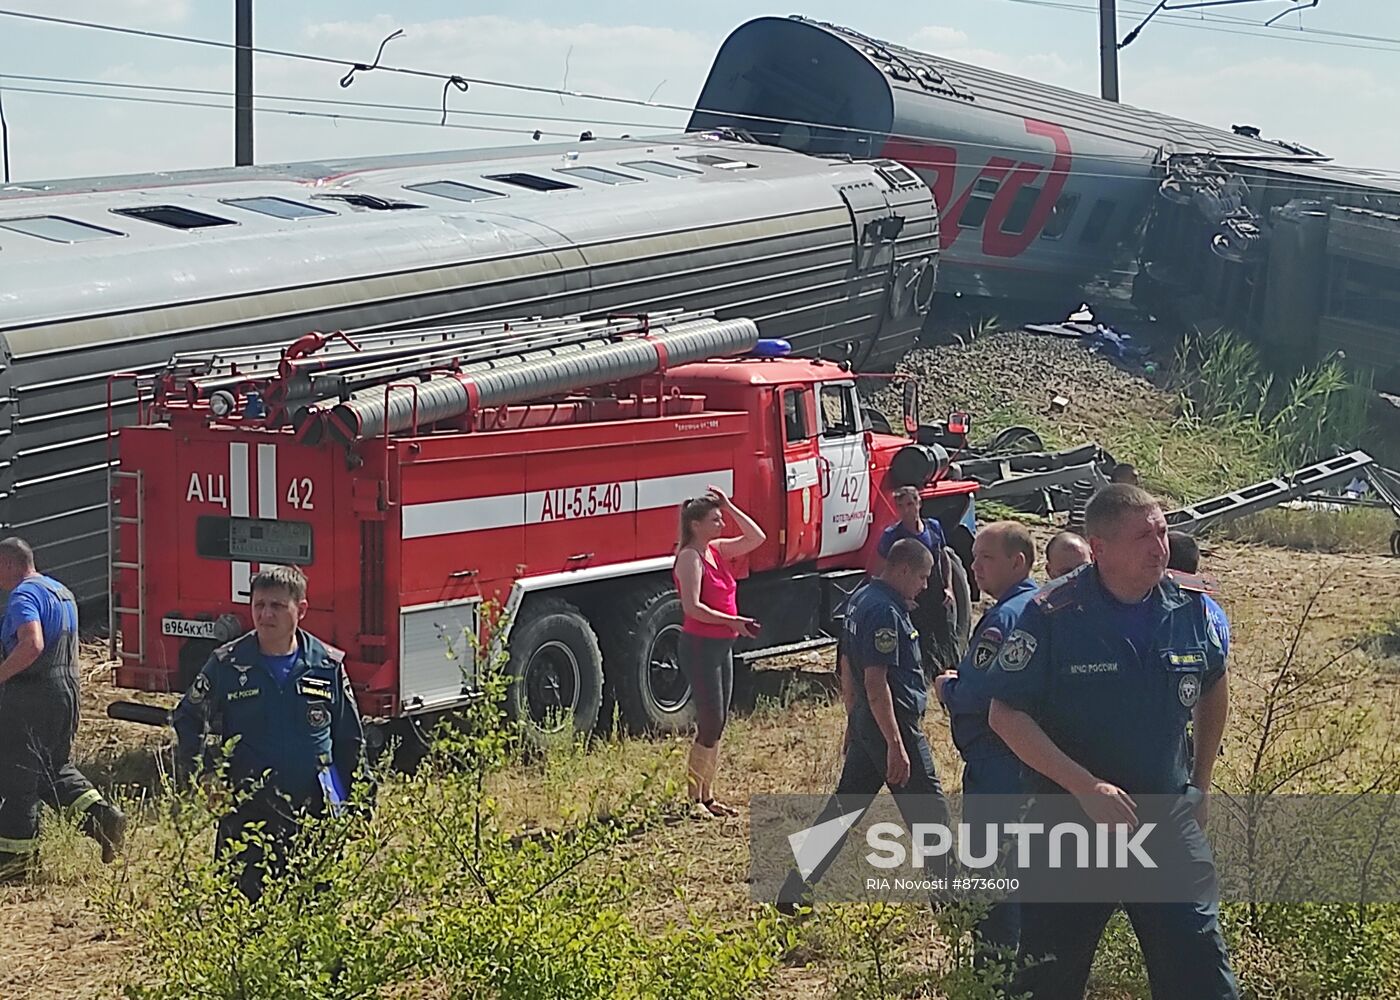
[874, 627, 898, 654]
[997, 630, 1037, 672]
[188, 671, 212, 703]
[972, 626, 1004, 670]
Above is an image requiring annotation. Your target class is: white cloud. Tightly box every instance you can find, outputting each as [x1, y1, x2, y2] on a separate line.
[1129, 55, 1400, 167]
[6, 13, 714, 180]
[1, 0, 190, 27]
[907, 23, 1089, 92]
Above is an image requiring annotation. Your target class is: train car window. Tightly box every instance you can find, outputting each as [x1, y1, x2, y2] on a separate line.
[483, 173, 578, 192]
[783, 388, 811, 443]
[554, 166, 642, 185]
[112, 205, 236, 230]
[1080, 199, 1117, 244]
[1040, 193, 1080, 240]
[0, 215, 124, 243]
[620, 160, 703, 178]
[311, 194, 424, 211]
[1000, 185, 1042, 235]
[221, 197, 336, 220]
[403, 181, 505, 203]
[678, 154, 756, 170]
[958, 178, 999, 230]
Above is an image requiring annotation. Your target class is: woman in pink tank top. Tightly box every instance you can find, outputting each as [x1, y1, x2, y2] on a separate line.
[674, 486, 765, 819]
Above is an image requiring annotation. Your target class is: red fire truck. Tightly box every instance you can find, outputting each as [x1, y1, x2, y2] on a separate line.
[107, 311, 977, 749]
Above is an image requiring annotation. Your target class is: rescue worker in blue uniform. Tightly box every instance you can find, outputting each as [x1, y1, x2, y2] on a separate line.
[876, 486, 958, 671]
[0, 537, 126, 881]
[987, 485, 1238, 999]
[932, 521, 1039, 958]
[1167, 530, 1230, 656]
[173, 565, 365, 901]
[777, 538, 950, 912]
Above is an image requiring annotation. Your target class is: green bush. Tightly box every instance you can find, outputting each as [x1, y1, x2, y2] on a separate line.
[102, 646, 795, 999]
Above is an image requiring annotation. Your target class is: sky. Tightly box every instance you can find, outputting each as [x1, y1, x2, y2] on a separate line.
[1, 0, 1397, 182]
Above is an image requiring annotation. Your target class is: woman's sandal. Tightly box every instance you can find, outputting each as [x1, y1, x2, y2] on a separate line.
[689, 800, 719, 820]
[703, 798, 740, 818]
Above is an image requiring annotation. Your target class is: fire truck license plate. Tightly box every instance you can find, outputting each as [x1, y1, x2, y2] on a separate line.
[162, 618, 217, 639]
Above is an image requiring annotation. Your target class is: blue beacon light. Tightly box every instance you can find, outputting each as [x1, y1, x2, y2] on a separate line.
[749, 338, 792, 358]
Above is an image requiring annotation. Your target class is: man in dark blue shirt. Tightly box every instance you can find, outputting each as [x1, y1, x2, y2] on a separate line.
[0, 537, 125, 881]
[173, 564, 366, 901]
[778, 538, 950, 912]
[986, 486, 1237, 999]
[933, 521, 1039, 957]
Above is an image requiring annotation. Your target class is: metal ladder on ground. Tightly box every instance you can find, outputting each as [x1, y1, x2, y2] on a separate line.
[1165, 450, 1376, 536]
[107, 468, 146, 665]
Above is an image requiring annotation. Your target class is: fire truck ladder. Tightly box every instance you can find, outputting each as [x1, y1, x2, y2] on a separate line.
[1165, 450, 1376, 535]
[107, 468, 146, 664]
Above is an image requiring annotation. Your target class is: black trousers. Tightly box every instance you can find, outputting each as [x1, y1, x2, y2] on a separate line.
[215, 789, 307, 902]
[0, 675, 97, 864]
[1012, 788, 1238, 999]
[777, 709, 949, 907]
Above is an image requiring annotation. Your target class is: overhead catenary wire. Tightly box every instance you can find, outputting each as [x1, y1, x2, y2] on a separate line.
[0, 6, 1368, 179]
[7, 72, 1400, 198]
[995, 0, 1400, 52]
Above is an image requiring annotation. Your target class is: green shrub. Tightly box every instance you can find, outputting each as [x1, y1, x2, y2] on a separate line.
[102, 644, 794, 999]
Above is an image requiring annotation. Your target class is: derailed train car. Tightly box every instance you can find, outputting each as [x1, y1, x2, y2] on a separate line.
[688, 15, 1312, 306]
[0, 134, 939, 600]
[689, 15, 1400, 392]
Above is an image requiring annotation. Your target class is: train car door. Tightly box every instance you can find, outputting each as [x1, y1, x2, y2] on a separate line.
[816, 382, 871, 559]
[778, 385, 820, 564]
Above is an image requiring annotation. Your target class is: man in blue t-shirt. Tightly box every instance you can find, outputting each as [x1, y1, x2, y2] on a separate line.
[0, 537, 125, 881]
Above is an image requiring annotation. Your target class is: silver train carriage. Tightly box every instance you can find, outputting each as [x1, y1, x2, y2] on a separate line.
[688, 16, 1319, 306]
[0, 133, 939, 601]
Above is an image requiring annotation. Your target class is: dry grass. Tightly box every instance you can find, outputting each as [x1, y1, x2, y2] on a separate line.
[4, 544, 1399, 999]
[1218, 506, 1396, 554]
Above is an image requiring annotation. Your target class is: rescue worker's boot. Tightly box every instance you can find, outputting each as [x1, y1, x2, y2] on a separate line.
[81, 800, 127, 864]
[687, 743, 718, 820]
[0, 850, 37, 885]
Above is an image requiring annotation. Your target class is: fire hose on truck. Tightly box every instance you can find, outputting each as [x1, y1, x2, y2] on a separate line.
[106, 309, 980, 754]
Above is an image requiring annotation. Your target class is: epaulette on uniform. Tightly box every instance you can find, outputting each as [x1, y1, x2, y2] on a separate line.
[1165, 569, 1219, 595]
[1033, 565, 1087, 613]
[212, 630, 256, 663]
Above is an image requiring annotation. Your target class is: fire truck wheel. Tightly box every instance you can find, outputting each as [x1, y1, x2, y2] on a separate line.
[599, 581, 695, 736]
[949, 556, 972, 657]
[916, 556, 973, 674]
[505, 597, 605, 741]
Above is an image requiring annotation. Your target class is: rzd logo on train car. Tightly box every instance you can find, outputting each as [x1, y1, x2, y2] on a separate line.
[878, 119, 1073, 258]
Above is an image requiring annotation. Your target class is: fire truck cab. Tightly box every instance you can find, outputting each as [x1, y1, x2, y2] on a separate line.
[109, 318, 977, 748]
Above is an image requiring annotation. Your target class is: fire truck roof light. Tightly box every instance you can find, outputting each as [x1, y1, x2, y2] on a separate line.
[749, 338, 792, 358]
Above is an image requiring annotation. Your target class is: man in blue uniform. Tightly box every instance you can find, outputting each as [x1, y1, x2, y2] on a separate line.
[0, 537, 126, 881]
[933, 521, 1039, 957]
[173, 565, 365, 901]
[1167, 531, 1230, 656]
[986, 485, 1237, 999]
[876, 486, 958, 671]
[778, 538, 950, 912]
[1044, 530, 1092, 582]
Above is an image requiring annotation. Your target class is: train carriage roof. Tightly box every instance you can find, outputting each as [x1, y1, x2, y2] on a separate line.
[698, 15, 1327, 163]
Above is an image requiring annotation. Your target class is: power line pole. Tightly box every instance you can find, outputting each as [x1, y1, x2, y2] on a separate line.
[234, 0, 253, 165]
[1099, 0, 1121, 102]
